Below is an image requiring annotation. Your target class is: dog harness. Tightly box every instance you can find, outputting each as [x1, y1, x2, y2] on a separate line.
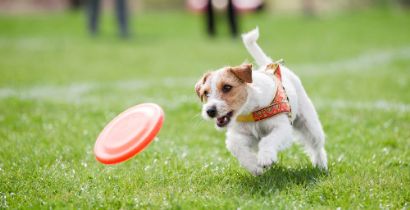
[236, 62, 292, 123]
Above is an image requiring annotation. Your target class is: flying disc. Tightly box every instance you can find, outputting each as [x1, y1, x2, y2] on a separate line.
[94, 103, 164, 164]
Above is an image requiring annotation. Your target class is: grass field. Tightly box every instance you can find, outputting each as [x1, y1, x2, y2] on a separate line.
[1, 8, 410, 209]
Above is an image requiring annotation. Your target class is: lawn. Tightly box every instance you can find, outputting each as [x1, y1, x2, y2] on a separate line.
[0, 8, 409, 209]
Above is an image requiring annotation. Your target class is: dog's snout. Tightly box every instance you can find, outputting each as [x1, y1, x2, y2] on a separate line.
[206, 106, 217, 118]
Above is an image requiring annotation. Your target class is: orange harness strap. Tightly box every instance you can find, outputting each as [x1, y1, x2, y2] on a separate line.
[236, 63, 292, 123]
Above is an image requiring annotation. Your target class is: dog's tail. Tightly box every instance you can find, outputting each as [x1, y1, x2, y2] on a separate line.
[242, 27, 272, 66]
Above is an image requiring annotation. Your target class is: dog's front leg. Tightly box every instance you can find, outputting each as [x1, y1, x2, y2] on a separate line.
[257, 120, 293, 168]
[226, 131, 263, 176]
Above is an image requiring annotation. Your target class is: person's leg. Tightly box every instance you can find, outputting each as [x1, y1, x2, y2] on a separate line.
[69, 0, 82, 10]
[206, 0, 215, 36]
[116, 0, 129, 38]
[227, 0, 238, 37]
[87, 0, 100, 36]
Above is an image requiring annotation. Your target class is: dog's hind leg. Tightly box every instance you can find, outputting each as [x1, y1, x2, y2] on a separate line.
[293, 97, 328, 170]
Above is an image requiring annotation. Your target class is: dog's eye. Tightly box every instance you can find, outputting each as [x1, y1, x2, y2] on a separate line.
[222, 84, 232, 93]
[201, 91, 210, 102]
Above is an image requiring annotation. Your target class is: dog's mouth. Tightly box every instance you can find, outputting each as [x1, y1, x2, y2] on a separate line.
[216, 111, 233, 127]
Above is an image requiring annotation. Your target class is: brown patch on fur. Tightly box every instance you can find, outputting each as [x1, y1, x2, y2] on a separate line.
[217, 68, 249, 111]
[229, 64, 253, 83]
[195, 72, 211, 102]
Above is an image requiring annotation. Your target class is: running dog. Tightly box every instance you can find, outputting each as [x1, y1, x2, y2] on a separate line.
[195, 28, 327, 175]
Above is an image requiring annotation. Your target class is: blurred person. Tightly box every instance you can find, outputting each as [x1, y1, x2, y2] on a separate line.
[188, 0, 264, 37]
[206, 0, 238, 37]
[69, 0, 84, 10]
[302, 0, 315, 16]
[87, 0, 129, 38]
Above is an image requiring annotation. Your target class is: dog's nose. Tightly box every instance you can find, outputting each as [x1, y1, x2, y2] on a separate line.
[206, 106, 217, 118]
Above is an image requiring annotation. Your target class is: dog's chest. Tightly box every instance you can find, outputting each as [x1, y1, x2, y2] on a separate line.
[234, 120, 275, 140]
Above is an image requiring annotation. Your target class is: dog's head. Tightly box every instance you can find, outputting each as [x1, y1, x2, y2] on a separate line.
[195, 64, 252, 128]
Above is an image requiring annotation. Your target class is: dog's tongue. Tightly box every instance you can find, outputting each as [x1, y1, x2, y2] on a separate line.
[217, 116, 228, 124]
[216, 111, 233, 127]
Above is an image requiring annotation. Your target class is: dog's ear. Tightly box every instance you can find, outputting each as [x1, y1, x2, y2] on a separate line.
[229, 64, 252, 83]
[195, 72, 211, 99]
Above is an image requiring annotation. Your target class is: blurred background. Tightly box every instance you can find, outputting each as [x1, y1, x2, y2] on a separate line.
[1, 0, 410, 37]
[1, 0, 409, 14]
[1, 1, 410, 209]
[1, 0, 409, 82]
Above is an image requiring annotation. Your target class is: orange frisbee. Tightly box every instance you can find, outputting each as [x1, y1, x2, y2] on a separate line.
[94, 103, 164, 164]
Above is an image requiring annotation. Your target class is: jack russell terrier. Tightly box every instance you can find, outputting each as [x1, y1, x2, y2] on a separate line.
[195, 28, 328, 176]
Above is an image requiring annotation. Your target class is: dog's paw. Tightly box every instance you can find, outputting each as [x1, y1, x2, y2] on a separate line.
[241, 160, 265, 176]
[248, 165, 264, 176]
[313, 161, 328, 171]
[257, 151, 278, 168]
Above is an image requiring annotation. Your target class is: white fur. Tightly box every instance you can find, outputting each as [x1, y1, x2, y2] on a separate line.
[205, 28, 328, 175]
[241, 27, 272, 66]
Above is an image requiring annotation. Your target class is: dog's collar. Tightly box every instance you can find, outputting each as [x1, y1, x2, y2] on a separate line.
[236, 62, 292, 123]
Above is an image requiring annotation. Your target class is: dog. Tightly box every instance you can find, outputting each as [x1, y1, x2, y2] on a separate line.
[195, 28, 327, 175]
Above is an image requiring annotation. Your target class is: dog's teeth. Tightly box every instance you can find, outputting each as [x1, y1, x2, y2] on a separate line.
[216, 114, 231, 127]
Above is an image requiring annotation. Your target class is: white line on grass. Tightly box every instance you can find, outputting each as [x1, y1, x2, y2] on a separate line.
[294, 47, 410, 75]
[313, 99, 410, 113]
[1, 85, 409, 113]
[0, 78, 196, 102]
[1, 47, 409, 112]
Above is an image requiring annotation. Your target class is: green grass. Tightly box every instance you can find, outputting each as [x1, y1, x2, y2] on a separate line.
[1, 9, 410, 209]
